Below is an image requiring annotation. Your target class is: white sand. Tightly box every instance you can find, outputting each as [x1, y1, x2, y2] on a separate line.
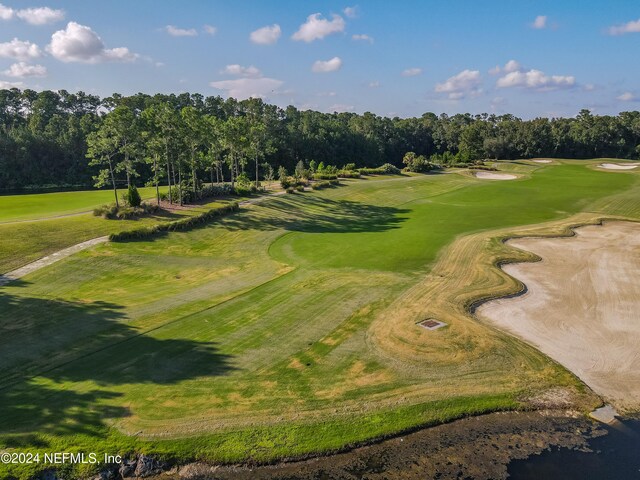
[474, 171, 517, 180]
[531, 159, 553, 164]
[599, 163, 638, 170]
[478, 222, 640, 412]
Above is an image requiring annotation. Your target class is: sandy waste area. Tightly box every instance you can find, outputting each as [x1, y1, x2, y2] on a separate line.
[478, 222, 640, 411]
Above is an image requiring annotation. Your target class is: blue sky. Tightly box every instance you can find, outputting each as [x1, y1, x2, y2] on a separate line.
[0, 0, 639, 118]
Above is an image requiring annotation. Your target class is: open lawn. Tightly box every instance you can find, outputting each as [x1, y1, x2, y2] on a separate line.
[0, 186, 168, 223]
[0, 198, 233, 274]
[1, 160, 639, 478]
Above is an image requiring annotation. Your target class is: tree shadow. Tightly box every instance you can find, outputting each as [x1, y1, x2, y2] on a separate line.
[219, 196, 410, 234]
[0, 281, 235, 438]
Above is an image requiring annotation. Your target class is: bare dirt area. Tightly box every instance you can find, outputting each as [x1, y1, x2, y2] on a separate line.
[151, 412, 604, 480]
[475, 171, 518, 180]
[599, 163, 638, 170]
[478, 221, 640, 412]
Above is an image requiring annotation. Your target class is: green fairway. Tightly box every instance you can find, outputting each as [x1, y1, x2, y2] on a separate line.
[1, 160, 639, 479]
[0, 186, 169, 223]
[0, 198, 232, 274]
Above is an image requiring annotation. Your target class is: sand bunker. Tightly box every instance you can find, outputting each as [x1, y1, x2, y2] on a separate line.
[531, 159, 553, 164]
[474, 171, 517, 180]
[599, 163, 638, 170]
[478, 222, 640, 412]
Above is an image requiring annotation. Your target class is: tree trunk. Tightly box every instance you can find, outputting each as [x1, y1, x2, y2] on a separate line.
[255, 155, 259, 188]
[109, 158, 119, 208]
[166, 159, 172, 204]
[191, 150, 197, 197]
[154, 154, 160, 205]
[178, 165, 183, 206]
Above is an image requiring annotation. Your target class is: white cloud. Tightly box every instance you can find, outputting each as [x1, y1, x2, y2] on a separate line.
[16, 7, 64, 25]
[617, 92, 637, 101]
[0, 38, 42, 61]
[401, 67, 422, 77]
[532, 15, 547, 29]
[352, 33, 373, 43]
[3, 61, 47, 78]
[435, 69, 482, 99]
[250, 24, 281, 45]
[210, 77, 283, 100]
[496, 69, 575, 91]
[165, 25, 197, 37]
[312, 56, 342, 73]
[0, 80, 23, 88]
[203, 24, 217, 35]
[0, 3, 14, 20]
[608, 18, 640, 35]
[221, 64, 262, 78]
[343, 6, 358, 18]
[316, 91, 337, 97]
[48, 22, 138, 63]
[329, 103, 354, 113]
[292, 13, 345, 42]
[489, 59, 521, 75]
[368, 81, 380, 88]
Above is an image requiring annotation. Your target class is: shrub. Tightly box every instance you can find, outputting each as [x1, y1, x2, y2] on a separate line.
[342, 163, 357, 171]
[295, 185, 305, 192]
[93, 203, 119, 219]
[109, 202, 239, 241]
[126, 185, 142, 207]
[311, 180, 331, 190]
[313, 172, 338, 180]
[337, 170, 361, 178]
[286, 187, 295, 194]
[234, 185, 253, 196]
[358, 163, 401, 175]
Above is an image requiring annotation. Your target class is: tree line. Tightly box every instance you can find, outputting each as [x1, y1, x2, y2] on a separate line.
[1, 88, 639, 193]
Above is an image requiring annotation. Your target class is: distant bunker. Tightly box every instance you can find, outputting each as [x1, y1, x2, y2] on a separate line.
[475, 171, 517, 180]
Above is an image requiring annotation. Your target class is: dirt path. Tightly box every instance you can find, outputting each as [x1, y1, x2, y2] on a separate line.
[477, 221, 640, 412]
[0, 236, 110, 287]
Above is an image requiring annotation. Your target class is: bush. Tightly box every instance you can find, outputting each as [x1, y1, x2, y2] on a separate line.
[94, 201, 160, 220]
[337, 170, 361, 178]
[295, 185, 305, 192]
[109, 202, 239, 241]
[286, 187, 295, 194]
[93, 203, 119, 219]
[358, 163, 401, 175]
[234, 185, 253, 196]
[126, 185, 141, 207]
[311, 180, 331, 190]
[313, 172, 338, 180]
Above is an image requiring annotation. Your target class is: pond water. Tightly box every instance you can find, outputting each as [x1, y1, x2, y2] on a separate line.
[508, 418, 640, 479]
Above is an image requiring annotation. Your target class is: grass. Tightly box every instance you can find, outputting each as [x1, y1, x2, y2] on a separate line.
[0, 186, 169, 223]
[1, 159, 639, 478]
[0, 198, 232, 274]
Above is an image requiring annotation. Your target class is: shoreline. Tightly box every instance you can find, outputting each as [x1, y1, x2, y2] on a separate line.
[144, 410, 607, 480]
